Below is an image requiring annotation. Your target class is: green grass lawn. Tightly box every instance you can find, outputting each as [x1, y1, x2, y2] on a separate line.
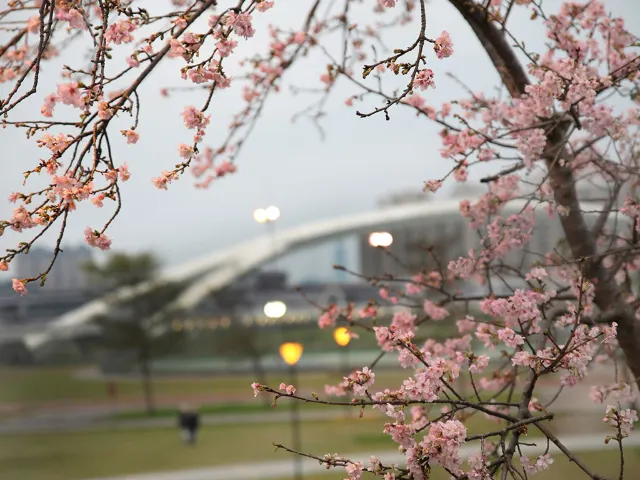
[0, 365, 414, 406]
[0, 411, 628, 480]
[113, 399, 333, 420]
[0, 416, 393, 480]
[274, 448, 640, 480]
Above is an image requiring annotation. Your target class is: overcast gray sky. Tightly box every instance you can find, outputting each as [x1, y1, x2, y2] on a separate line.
[0, 0, 637, 284]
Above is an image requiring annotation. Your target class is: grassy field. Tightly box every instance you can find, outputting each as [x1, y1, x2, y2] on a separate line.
[0, 365, 416, 406]
[113, 399, 333, 419]
[274, 446, 640, 480]
[0, 411, 627, 480]
[0, 364, 622, 480]
[0, 416, 393, 480]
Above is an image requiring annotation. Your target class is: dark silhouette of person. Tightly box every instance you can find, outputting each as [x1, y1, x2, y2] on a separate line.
[178, 404, 200, 445]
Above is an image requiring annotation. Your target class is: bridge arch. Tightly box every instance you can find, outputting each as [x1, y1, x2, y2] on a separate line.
[24, 198, 592, 349]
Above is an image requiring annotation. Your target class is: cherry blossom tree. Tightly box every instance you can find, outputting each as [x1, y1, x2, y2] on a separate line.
[1, 0, 640, 478]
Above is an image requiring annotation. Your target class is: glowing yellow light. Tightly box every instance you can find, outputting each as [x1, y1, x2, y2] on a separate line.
[279, 342, 303, 366]
[253, 208, 268, 223]
[333, 327, 351, 347]
[368, 232, 393, 247]
[264, 301, 287, 319]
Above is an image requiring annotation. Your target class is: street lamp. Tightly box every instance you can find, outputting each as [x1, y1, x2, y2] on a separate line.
[253, 208, 268, 224]
[333, 327, 351, 348]
[279, 342, 304, 480]
[279, 342, 303, 366]
[253, 205, 280, 224]
[264, 301, 287, 319]
[333, 327, 351, 418]
[368, 231, 393, 247]
[254, 206, 281, 272]
[266, 205, 280, 222]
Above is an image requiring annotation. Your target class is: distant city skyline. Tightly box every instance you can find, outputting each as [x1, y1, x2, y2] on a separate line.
[15, 245, 94, 292]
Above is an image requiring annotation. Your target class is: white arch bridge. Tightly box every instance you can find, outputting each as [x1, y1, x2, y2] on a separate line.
[22, 199, 580, 350]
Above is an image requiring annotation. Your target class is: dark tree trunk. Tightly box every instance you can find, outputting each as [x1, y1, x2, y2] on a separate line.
[139, 347, 156, 415]
[448, 0, 640, 386]
[246, 342, 270, 407]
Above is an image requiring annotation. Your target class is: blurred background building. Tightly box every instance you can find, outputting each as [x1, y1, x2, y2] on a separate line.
[16, 246, 94, 292]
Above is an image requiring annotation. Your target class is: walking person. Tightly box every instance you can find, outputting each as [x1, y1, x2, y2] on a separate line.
[178, 404, 200, 445]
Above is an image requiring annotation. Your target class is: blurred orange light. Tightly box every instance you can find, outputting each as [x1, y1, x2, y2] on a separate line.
[333, 327, 351, 347]
[279, 342, 303, 366]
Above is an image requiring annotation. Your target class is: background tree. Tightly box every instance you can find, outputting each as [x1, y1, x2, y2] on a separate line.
[214, 288, 270, 384]
[206, 287, 272, 406]
[86, 252, 182, 416]
[84, 252, 159, 291]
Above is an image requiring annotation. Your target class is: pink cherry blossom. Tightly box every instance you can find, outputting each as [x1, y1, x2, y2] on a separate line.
[126, 56, 140, 68]
[526, 267, 548, 282]
[434, 31, 454, 59]
[122, 130, 140, 144]
[251, 382, 262, 397]
[92, 193, 105, 208]
[56, 7, 84, 29]
[521, 454, 553, 475]
[12, 279, 28, 296]
[345, 462, 364, 480]
[423, 300, 449, 320]
[413, 69, 435, 90]
[497, 327, 525, 348]
[104, 20, 137, 45]
[118, 163, 131, 182]
[214, 161, 237, 177]
[359, 304, 377, 318]
[0, 261, 8, 272]
[216, 38, 238, 58]
[379, 288, 398, 304]
[603, 405, 638, 438]
[318, 304, 339, 328]
[97, 101, 113, 120]
[57, 82, 84, 108]
[41, 94, 57, 117]
[10, 206, 35, 232]
[168, 39, 186, 59]
[152, 171, 178, 190]
[178, 144, 195, 159]
[351, 367, 375, 395]
[424, 179, 443, 192]
[26, 16, 40, 33]
[182, 106, 210, 130]
[225, 12, 255, 39]
[256, 1, 275, 12]
[467, 452, 491, 480]
[51, 174, 93, 207]
[512, 351, 535, 367]
[420, 419, 467, 473]
[292, 32, 306, 45]
[278, 383, 296, 395]
[469, 354, 490, 373]
[83, 227, 112, 250]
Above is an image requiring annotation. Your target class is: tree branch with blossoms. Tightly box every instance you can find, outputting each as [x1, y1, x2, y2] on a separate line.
[3, 0, 640, 478]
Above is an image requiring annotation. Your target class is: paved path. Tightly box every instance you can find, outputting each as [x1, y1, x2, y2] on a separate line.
[85, 432, 640, 480]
